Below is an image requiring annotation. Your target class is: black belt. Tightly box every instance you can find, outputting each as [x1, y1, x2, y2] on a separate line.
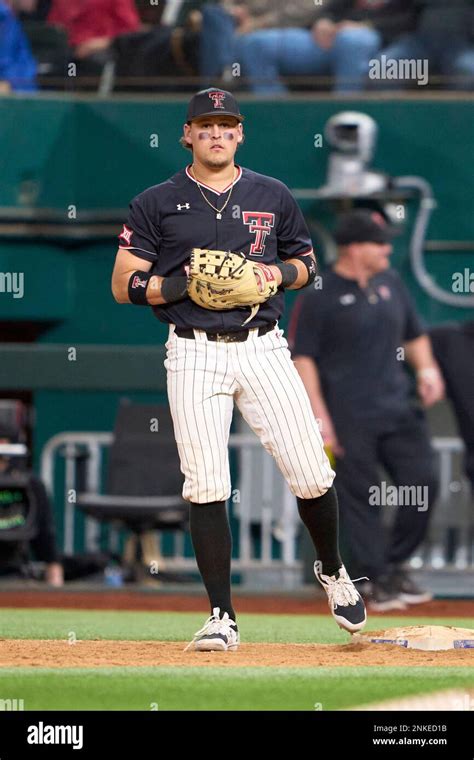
[174, 321, 276, 343]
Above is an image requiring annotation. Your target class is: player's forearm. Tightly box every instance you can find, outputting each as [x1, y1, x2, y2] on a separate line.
[145, 276, 166, 306]
[269, 255, 317, 291]
[285, 257, 313, 289]
[113, 273, 187, 306]
[293, 355, 330, 418]
[404, 335, 439, 373]
[112, 273, 162, 304]
[405, 334, 445, 406]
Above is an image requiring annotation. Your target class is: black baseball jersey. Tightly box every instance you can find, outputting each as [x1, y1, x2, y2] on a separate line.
[289, 267, 425, 419]
[118, 164, 314, 331]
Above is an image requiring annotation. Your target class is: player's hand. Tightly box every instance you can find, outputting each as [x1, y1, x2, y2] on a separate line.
[317, 412, 344, 458]
[187, 249, 279, 316]
[416, 366, 445, 408]
[312, 18, 338, 50]
[252, 263, 280, 296]
[263, 264, 283, 288]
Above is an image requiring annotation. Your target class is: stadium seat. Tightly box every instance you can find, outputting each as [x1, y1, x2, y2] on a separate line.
[22, 21, 71, 87]
[76, 401, 189, 580]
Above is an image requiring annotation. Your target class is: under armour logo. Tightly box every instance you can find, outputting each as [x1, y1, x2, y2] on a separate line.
[177, 203, 190, 210]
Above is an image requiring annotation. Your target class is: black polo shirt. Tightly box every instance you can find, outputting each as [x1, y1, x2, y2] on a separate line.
[289, 267, 425, 418]
[118, 165, 314, 331]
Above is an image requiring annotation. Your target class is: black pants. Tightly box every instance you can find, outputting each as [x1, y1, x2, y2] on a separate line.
[332, 403, 438, 582]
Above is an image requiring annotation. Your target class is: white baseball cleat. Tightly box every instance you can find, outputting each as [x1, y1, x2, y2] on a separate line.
[314, 563, 368, 633]
[184, 607, 240, 652]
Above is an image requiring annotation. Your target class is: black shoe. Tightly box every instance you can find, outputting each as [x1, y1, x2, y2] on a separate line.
[389, 568, 433, 605]
[366, 580, 407, 613]
[314, 563, 367, 633]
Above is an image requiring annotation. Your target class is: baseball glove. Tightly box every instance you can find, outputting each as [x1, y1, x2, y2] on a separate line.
[187, 248, 279, 325]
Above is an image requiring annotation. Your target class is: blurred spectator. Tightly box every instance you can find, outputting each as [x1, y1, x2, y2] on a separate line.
[374, 0, 474, 90]
[47, 0, 141, 70]
[17, 0, 50, 21]
[111, 4, 201, 93]
[430, 320, 474, 489]
[164, 0, 212, 29]
[200, 0, 417, 93]
[0, 0, 38, 92]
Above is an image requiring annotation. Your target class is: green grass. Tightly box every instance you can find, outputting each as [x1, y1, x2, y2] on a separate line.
[1, 608, 473, 711]
[0, 608, 472, 643]
[1, 667, 472, 711]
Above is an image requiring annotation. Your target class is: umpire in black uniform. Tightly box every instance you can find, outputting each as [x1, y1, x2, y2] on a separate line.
[290, 209, 445, 611]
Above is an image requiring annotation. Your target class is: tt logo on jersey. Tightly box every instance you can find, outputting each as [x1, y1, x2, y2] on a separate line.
[242, 212, 275, 255]
[177, 203, 190, 210]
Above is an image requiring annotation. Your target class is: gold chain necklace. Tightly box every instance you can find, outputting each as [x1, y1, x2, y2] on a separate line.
[191, 165, 236, 220]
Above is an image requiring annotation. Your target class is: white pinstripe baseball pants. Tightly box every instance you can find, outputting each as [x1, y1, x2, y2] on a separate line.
[164, 322, 335, 504]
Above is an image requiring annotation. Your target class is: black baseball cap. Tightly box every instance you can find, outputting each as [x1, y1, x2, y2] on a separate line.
[334, 209, 397, 245]
[186, 88, 244, 123]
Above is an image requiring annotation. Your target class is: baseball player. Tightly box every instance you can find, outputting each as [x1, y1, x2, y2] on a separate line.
[111, 87, 366, 651]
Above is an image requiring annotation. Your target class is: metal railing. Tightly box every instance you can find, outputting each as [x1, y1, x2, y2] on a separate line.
[40, 432, 473, 584]
[40, 430, 300, 575]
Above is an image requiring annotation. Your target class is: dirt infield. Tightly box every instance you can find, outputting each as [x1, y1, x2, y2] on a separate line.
[0, 590, 472, 617]
[1, 639, 473, 669]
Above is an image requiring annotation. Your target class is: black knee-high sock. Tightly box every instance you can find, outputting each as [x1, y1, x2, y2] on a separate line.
[297, 485, 342, 578]
[189, 500, 236, 621]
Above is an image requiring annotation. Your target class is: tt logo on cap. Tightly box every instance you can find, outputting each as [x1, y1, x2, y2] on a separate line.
[209, 91, 225, 109]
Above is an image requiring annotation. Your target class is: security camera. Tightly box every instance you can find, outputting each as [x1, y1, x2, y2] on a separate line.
[318, 112, 387, 197]
[325, 112, 378, 162]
